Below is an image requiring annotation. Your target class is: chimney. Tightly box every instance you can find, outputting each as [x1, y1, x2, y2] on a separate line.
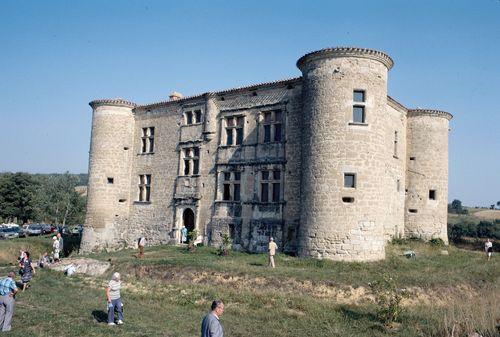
[169, 91, 183, 101]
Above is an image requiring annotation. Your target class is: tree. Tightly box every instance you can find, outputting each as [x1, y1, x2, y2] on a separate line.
[450, 199, 463, 214]
[0, 172, 38, 223]
[497, 201, 500, 209]
[34, 173, 86, 225]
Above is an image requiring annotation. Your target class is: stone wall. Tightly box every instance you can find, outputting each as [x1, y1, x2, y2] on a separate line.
[81, 100, 135, 252]
[82, 47, 452, 260]
[296, 48, 393, 261]
[405, 110, 452, 243]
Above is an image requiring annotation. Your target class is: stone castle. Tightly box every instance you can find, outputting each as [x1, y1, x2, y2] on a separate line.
[81, 47, 453, 261]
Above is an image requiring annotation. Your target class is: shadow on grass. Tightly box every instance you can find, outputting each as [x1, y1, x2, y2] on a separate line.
[249, 262, 265, 266]
[92, 310, 108, 323]
[340, 306, 397, 334]
[340, 306, 378, 322]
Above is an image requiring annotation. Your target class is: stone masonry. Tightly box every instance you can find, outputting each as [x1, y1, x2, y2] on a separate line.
[80, 47, 453, 261]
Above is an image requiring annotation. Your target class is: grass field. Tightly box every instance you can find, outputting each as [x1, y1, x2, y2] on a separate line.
[0, 237, 499, 337]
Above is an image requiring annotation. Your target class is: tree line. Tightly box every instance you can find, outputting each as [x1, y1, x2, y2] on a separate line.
[0, 172, 87, 226]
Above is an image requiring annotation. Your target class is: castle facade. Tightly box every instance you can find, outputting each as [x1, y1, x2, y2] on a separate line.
[81, 47, 452, 261]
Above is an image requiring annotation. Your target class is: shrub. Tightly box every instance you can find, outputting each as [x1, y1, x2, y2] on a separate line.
[187, 230, 198, 252]
[429, 238, 445, 246]
[369, 274, 409, 327]
[218, 233, 231, 256]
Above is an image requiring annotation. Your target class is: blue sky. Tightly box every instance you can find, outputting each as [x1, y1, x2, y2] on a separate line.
[0, 0, 498, 206]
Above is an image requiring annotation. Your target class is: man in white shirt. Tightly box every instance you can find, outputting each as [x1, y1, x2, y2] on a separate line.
[268, 237, 278, 268]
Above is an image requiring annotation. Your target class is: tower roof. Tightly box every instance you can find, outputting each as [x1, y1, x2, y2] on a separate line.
[408, 109, 453, 120]
[297, 47, 394, 71]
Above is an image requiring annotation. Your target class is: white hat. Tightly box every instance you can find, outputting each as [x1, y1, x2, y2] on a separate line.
[52, 236, 57, 240]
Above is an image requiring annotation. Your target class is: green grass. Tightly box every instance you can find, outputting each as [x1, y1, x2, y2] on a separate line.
[0, 238, 499, 337]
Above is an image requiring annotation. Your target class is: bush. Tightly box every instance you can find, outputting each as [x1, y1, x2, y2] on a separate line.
[429, 238, 445, 246]
[369, 274, 410, 327]
[218, 234, 231, 256]
[187, 230, 198, 252]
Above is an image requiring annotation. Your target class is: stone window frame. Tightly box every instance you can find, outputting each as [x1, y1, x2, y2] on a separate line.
[349, 89, 368, 125]
[259, 168, 282, 203]
[219, 171, 242, 202]
[183, 108, 204, 126]
[222, 115, 245, 146]
[141, 127, 155, 154]
[180, 146, 201, 176]
[138, 174, 152, 202]
[343, 172, 357, 189]
[261, 109, 284, 144]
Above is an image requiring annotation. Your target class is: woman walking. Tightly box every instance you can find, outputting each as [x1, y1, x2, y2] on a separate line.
[106, 272, 124, 326]
[19, 252, 36, 291]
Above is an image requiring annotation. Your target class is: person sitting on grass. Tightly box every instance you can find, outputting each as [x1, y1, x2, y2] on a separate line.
[106, 272, 124, 326]
[38, 252, 51, 268]
[19, 252, 35, 291]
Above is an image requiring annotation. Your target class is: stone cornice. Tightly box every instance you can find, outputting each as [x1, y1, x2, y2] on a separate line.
[408, 109, 453, 120]
[297, 47, 394, 71]
[89, 99, 137, 109]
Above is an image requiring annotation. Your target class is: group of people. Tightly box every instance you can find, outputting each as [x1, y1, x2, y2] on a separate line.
[0, 232, 67, 331]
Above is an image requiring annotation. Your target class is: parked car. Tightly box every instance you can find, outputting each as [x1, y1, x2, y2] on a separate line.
[41, 223, 55, 234]
[25, 224, 43, 236]
[0, 227, 19, 239]
[18, 227, 27, 238]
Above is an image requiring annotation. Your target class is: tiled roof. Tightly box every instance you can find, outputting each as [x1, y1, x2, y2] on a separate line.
[135, 77, 301, 110]
[218, 88, 290, 111]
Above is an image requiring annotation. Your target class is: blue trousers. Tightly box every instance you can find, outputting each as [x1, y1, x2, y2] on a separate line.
[107, 298, 123, 323]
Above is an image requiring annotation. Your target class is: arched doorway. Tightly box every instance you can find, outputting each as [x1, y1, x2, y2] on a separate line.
[182, 208, 195, 239]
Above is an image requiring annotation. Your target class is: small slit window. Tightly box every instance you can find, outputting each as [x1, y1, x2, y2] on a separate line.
[342, 197, 355, 203]
[409, 209, 418, 213]
[410, 157, 416, 161]
[107, 177, 114, 184]
[429, 190, 436, 200]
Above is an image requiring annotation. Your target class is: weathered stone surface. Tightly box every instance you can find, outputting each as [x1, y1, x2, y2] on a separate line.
[48, 258, 110, 276]
[80, 47, 452, 262]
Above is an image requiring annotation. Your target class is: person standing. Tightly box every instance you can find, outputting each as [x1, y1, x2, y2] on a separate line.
[485, 239, 493, 260]
[19, 252, 36, 291]
[201, 300, 224, 337]
[268, 237, 278, 268]
[52, 236, 60, 262]
[181, 226, 188, 244]
[57, 232, 64, 258]
[106, 272, 124, 325]
[0, 271, 18, 332]
[137, 236, 146, 258]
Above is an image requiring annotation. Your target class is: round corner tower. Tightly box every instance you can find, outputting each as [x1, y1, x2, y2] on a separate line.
[297, 47, 394, 261]
[81, 99, 136, 253]
[405, 109, 453, 243]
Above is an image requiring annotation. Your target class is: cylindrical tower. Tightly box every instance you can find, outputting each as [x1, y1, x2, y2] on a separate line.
[80, 99, 136, 252]
[297, 47, 394, 261]
[405, 109, 452, 243]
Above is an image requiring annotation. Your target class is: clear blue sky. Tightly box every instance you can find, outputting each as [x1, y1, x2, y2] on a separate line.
[0, 0, 498, 206]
